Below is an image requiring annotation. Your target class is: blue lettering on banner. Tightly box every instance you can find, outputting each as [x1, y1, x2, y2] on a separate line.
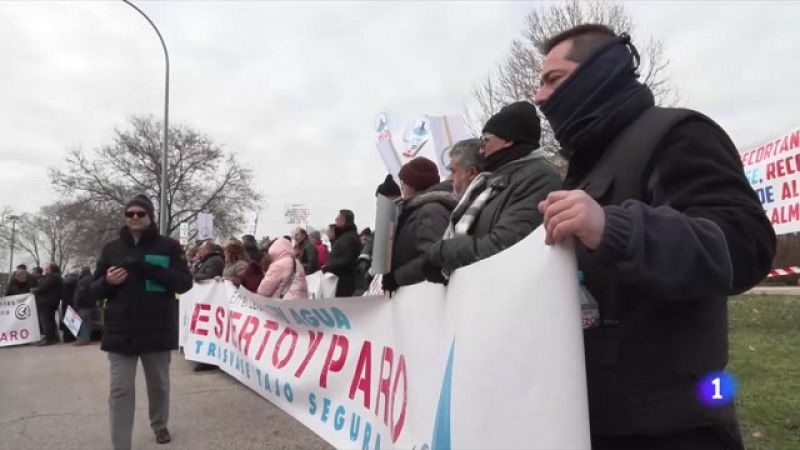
[287, 308, 351, 330]
[307, 391, 382, 450]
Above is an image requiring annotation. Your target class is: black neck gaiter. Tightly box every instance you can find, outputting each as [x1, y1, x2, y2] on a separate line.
[539, 34, 655, 163]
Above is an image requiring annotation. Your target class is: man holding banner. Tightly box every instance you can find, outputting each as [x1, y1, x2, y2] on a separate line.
[91, 195, 193, 449]
[535, 25, 776, 449]
[423, 101, 562, 279]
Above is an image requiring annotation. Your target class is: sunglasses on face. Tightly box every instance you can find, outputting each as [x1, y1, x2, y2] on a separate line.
[125, 211, 148, 219]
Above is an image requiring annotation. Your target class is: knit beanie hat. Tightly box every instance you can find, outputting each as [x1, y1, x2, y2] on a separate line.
[375, 174, 402, 198]
[398, 157, 440, 191]
[482, 101, 542, 146]
[125, 194, 155, 221]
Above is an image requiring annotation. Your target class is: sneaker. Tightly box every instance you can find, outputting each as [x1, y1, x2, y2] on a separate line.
[35, 339, 58, 346]
[155, 428, 171, 444]
[73, 341, 90, 346]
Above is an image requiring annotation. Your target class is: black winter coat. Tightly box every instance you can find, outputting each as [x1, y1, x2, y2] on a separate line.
[426, 148, 562, 272]
[6, 278, 33, 296]
[62, 274, 79, 308]
[32, 273, 62, 306]
[325, 224, 361, 297]
[391, 184, 456, 286]
[92, 226, 193, 355]
[73, 275, 97, 309]
[193, 251, 225, 281]
[567, 107, 775, 443]
[298, 239, 320, 274]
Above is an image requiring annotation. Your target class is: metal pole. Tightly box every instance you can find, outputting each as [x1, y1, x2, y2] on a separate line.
[122, 0, 170, 235]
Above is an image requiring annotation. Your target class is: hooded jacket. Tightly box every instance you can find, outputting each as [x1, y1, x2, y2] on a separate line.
[257, 238, 308, 300]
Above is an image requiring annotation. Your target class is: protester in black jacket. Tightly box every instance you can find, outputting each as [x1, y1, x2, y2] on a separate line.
[91, 194, 192, 448]
[424, 101, 561, 279]
[32, 263, 63, 345]
[383, 158, 456, 292]
[293, 228, 320, 274]
[323, 209, 361, 297]
[534, 25, 775, 450]
[192, 242, 225, 281]
[6, 269, 33, 296]
[72, 266, 96, 345]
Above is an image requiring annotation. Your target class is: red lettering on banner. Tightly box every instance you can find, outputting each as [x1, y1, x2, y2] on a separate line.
[255, 320, 279, 361]
[771, 203, 800, 225]
[375, 346, 394, 424]
[766, 162, 776, 180]
[238, 316, 260, 356]
[10, 331, 17, 340]
[765, 141, 775, 160]
[782, 180, 800, 200]
[320, 335, 349, 388]
[791, 131, 800, 151]
[228, 311, 242, 348]
[348, 341, 373, 409]
[190, 303, 211, 336]
[294, 330, 324, 378]
[391, 355, 408, 443]
[272, 327, 299, 369]
[214, 307, 225, 339]
[21, 329, 29, 339]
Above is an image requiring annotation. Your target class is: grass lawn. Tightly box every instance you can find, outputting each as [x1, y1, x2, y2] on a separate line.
[729, 295, 800, 450]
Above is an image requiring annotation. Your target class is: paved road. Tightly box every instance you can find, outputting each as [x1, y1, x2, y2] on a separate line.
[0, 342, 332, 450]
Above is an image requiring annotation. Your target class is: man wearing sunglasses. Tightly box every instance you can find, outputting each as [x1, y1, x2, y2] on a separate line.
[535, 25, 775, 449]
[423, 101, 562, 281]
[91, 194, 193, 450]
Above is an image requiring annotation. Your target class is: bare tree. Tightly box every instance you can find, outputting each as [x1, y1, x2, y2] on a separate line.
[50, 116, 262, 245]
[0, 203, 83, 269]
[469, 0, 677, 160]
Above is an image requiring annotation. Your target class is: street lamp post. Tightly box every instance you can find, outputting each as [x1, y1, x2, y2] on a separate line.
[122, 0, 170, 235]
[5, 215, 21, 278]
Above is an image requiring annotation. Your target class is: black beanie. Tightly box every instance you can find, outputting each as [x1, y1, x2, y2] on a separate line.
[482, 101, 542, 146]
[398, 157, 440, 191]
[375, 174, 401, 198]
[125, 194, 155, 221]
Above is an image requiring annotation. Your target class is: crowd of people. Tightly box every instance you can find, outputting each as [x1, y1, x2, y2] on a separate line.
[2, 23, 778, 450]
[4, 262, 97, 346]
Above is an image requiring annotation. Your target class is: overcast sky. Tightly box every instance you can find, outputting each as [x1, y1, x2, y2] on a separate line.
[1, 1, 798, 239]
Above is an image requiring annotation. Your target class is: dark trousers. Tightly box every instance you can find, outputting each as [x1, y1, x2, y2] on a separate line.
[37, 301, 59, 342]
[592, 426, 743, 450]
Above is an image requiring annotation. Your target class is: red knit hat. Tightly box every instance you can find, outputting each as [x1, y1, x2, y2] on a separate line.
[399, 157, 440, 191]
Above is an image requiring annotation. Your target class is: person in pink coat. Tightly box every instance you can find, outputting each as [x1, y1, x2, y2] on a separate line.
[257, 237, 308, 300]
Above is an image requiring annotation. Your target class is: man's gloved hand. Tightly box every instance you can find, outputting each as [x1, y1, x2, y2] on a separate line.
[422, 252, 447, 285]
[381, 272, 399, 293]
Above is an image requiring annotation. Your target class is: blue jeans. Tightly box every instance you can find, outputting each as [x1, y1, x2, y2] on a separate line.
[77, 308, 93, 342]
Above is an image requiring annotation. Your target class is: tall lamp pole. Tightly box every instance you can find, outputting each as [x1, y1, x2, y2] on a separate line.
[5, 215, 21, 279]
[122, 0, 170, 235]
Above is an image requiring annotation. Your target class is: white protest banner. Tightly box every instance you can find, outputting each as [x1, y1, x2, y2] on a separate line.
[306, 271, 339, 300]
[428, 115, 473, 178]
[196, 213, 214, 241]
[739, 126, 800, 235]
[0, 293, 41, 347]
[371, 195, 398, 275]
[284, 204, 311, 226]
[180, 227, 590, 449]
[375, 112, 402, 183]
[179, 223, 189, 246]
[62, 305, 82, 338]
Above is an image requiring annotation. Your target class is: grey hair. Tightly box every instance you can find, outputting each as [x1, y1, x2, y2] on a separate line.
[449, 138, 484, 171]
